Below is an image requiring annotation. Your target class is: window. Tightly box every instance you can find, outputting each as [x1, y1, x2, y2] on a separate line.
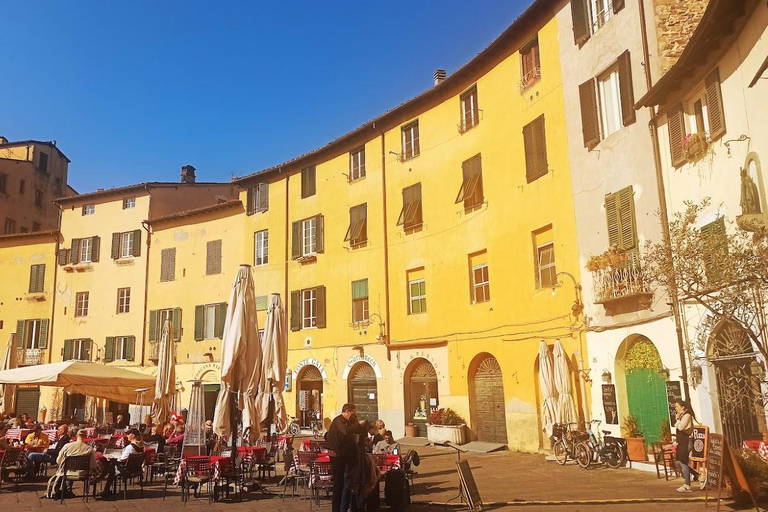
[579, 51, 634, 149]
[75, 292, 89, 317]
[571, 0, 624, 44]
[401, 121, 420, 160]
[469, 252, 490, 303]
[63, 339, 92, 361]
[16, 319, 48, 350]
[350, 147, 366, 181]
[688, 95, 709, 136]
[408, 279, 427, 314]
[0, 173, 6, 193]
[38, 152, 49, 172]
[520, 36, 541, 92]
[351, 279, 369, 323]
[302, 217, 317, 256]
[123, 197, 136, 209]
[160, 248, 176, 282]
[290, 286, 326, 331]
[79, 237, 92, 263]
[204, 304, 217, 339]
[118, 232, 134, 258]
[292, 215, 324, 259]
[459, 85, 479, 133]
[68, 236, 100, 265]
[35, 190, 44, 207]
[82, 204, 95, 216]
[344, 204, 368, 246]
[256, 295, 269, 311]
[247, 183, 269, 214]
[107, 336, 135, 361]
[301, 166, 316, 198]
[396, 183, 423, 230]
[4, 218, 16, 234]
[605, 186, 638, 262]
[54, 178, 62, 196]
[254, 230, 269, 266]
[28, 264, 46, 293]
[590, 0, 612, 31]
[206, 239, 222, 275]
[536, 244, 557, 289]
[149, 308, 182, 342]
[701, 217, 728, 281]
[455, 154, 483, 209]
[19, 179, 25, 194]
[117, 288, 130, 314]
[523, 115, 548, 183]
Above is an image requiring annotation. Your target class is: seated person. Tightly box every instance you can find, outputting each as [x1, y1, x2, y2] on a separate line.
[9, 414, 23, 428]
[167, 425, 185, 446]
[365, 424, 384, 453]
[142, 424, 167, 453]
[25, 425, 51, 449]
[28, 425, 70, 477]
[0, 426, 10, 450]
[24, 417, 36, 429]
[46, 429, 97, 499]
[373, 430, 400, 455]
[99, 428, 144, 497]
[114, 415, 129, 430]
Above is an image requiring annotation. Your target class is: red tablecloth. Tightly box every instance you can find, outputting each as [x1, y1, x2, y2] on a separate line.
[42, 430, 59, 443]
[5, 429, 32, 441]
[743, 440, 768, 462]
[237, 446, 267, 461]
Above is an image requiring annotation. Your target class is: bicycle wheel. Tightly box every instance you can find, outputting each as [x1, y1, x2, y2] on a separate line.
[553, 439, 568, 465]
[288, 422, 300, 436]
[604, 444, 626, 469]
[313, 425, 322, 439]
[575, 443, 592, 469]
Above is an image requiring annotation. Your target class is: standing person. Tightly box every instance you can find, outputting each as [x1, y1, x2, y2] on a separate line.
[674, 400, 702, 492]
[325, 403, 358, 512]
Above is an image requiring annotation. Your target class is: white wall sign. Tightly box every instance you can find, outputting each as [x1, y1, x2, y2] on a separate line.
[342, 353, 383, 380]
[293, 358, 328, 381]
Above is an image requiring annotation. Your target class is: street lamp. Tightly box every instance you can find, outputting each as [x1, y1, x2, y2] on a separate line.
[552, 271, 584, 318]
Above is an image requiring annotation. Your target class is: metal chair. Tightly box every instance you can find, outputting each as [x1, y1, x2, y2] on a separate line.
[115, 453, 145, 500]
[59, 454, 92, 503]
[159, 446, 182, 500]
[257, 445, 278, 482]
[182, 456, 212, 503]
[309, 461, 334, 509]
[0, 448, 24, 492]
[282, 449, 308, 499]
[215, 453, 242, 502]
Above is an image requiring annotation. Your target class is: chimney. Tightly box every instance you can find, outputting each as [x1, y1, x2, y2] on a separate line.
[0, 136, 8, 145]
[434, 69, 447, 86]
[181, 165, 196, 184]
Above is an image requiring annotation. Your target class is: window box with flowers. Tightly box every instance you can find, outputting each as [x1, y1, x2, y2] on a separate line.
[682, 132, 710, 162]
[426, 408, 467, 444]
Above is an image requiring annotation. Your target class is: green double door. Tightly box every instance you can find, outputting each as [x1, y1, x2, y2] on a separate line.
[625, 369, 668, 444]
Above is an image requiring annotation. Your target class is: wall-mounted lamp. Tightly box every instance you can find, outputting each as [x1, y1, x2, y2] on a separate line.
[658, 367, 670, 381]
[601, 369, 612, 384]
[552, 271, 584, 318]
[749, 359, 766, 381]
[724, 134, 750, 157]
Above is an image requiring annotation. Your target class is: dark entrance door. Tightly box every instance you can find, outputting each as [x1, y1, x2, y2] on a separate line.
[63, 393, 87, 420]
[404, 359, 438, 436]
[348, 363, 378, 423]
[297, 366, 323, 427]
[471, 356, 507, 444]
[15, 388, 40, 418]
[203, 384, 220, 424]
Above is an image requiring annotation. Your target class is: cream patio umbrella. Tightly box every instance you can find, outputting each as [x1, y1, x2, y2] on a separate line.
[553, 339, 578, 426]
[538, 340, 557, 437]
[213, 265, 263, 445]
[0, 334, 17, 415]
[150, 320, 175, 425]
[257, 294, 288, 432]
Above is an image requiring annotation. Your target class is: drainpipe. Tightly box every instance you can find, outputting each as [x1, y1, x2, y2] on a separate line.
[372, 123, 392, 360]
[283, 170, 290, 353]
[638, 0, 691, 400]
[48, 205, 64, 364]
[140, 184, 152, 368]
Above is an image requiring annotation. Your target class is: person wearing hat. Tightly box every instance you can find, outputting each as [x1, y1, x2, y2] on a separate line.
[46, 429, 97, 499]
[99, 428, 144, 497]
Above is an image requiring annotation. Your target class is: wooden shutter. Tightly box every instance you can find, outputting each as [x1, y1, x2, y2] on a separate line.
[315, 285, 327, 328]
[302, 167, 316, 198]
[125, 337, 135, 361]
[571, 0, 590, 45]
[194, 305, 204, 341]
[16, 321, 24, 348]
[315, 214, 324, 253]
[357, 204, 368, 243]
[84, 339, 92, 361]
[246, 187, 254, 215]
[258, 183, 269, 211]
[38, 319, 49, 349]
[104, 337, 114, 362]
[172, 308, 182, 341]
[701, 217, 727, 279]
[63, 339, 73, 361]
[524, 116, 548, 183]
[29, 265, 39, 293]
[70, 238, 80, 264]
[705, 68, 726, 141]
[148, 310, 158, 342]
[291, 221, 301, 259]
[618, 51, 636, 126]
[91, 236, 100, 262]
[206, 240, 222, 275]
[579, 79, 600, 149]
[36, 265, 45, 293]
[617, 187, 637, 251]
[132, 229, 141, 257]
[613, 0, 625, 14]
[667, 105, 686, 167]
[290, 290, 301, 331]
[58, 249, 68, 266]
[111, 233, 120, 259]
[168, 249, 176, 281]
[605, 192, 621, 248]
[215, 302, 227, 339]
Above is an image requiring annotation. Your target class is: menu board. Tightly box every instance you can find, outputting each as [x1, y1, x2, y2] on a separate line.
[704, 433, 758, 511]
[457, 460, 483, 511]
[665, 381, 683, 425]
[705, 433, 723, 490]
[690, 425, 708, 461]
[602, 384, 618, 424]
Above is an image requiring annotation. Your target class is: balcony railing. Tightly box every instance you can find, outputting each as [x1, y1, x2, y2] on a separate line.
[592, 261, 652, 305]
[519, 66, 541, 93]
[17, 348, 46, 366]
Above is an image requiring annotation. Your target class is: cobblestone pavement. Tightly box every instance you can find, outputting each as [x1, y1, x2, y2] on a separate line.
[0, 444, 756, 512]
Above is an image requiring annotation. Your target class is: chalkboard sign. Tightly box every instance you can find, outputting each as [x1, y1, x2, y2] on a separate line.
[705, 433, 759, 512]
[690, 426, 708, 462]
[456, 460, 483, 511]
[602, 384, 618, 425]
[706, 433, 724, 490]
[665, 381, 683, 425]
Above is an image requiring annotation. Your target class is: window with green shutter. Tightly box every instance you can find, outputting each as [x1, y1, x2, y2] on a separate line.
[604, 186, 638, 264]
[700, 217, 728, 281]
[104, 337, 114, 362]
[351, 279, 369, 323]
[206, 240, 222, 275]
[256, 295, 269, 311]
[29, 264, 45, 293]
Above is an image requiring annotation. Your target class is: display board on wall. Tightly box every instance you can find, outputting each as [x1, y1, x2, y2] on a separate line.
[602, 384, 618, 424]
[665, 381, 683, 425]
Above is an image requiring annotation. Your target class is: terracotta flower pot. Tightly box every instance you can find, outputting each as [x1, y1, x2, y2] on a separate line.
[626, 437, 646, 461]
[405, 425, 419, 438]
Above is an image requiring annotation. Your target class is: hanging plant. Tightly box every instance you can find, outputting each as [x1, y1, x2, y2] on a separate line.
[624, 340, 663, 373]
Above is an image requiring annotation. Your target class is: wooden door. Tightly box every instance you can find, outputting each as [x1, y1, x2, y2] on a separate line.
[348, 363, 378, 423]
[472, 356, 507, 444]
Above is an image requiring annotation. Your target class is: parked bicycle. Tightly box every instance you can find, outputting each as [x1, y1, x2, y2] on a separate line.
[552, 422, 584, 465]
[287, 415, 301, 436]
[309, 410, 326, 439]
[574, 419, 627, 469]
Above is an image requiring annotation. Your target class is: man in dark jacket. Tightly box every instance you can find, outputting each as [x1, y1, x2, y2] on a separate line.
[326, 403, 359, 512]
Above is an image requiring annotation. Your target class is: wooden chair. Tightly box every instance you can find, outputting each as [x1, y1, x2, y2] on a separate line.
[115, 453, 145, 500]
[309, 461, 334, 509]
[182, 456, 212, 503]
[650, 442, 678, 480]
[59, 454, 92, 503]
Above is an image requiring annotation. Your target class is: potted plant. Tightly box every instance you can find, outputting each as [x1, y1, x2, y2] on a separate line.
[404, 422, 419, 438]
[621, 414, 646, 461]
[586, 255, 602, 272]
[682, 132, 709, 161]
[607, 246, 627, 265]
[426, 408, 467, 445]
[734, 448, 768, 499]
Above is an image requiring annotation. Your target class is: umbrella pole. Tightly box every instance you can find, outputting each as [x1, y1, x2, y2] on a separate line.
[230, 387, 238, 452]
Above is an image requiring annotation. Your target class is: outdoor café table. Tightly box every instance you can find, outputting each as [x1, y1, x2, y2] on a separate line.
[42, 430, 59, 443]
[5, 429, 32, 441]
[173, 455, 226, 486]
[277, 436, 291, 451]
[743, 440, 768, 463]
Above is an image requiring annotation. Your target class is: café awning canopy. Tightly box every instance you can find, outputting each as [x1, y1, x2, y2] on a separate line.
[0, 361, 155, 405]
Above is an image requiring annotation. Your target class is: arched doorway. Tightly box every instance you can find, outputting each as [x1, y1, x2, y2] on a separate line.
[200, 370, 220, 425]
[404, 358, 438, 436]
[347, 362, 378, 423]
[469, 354, 507, 444]
[710, 321, 765, 447]
[616, 336, 667, 444]
[297, 365, 323, 428]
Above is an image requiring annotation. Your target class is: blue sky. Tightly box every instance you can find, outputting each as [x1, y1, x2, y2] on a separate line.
[0, 1, 527, 192]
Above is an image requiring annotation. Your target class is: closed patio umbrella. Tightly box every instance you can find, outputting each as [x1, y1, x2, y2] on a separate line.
[553, 339, 577, 426]
[150, 320, 175, 425]
[213, 265, 263, 444]
[0, 334, 17, 415]
[257, 294, 288, 432]
[538, 340, 557, 437]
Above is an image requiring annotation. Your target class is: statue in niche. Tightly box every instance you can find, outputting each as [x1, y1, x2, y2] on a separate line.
[740, 167, 762, 215]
